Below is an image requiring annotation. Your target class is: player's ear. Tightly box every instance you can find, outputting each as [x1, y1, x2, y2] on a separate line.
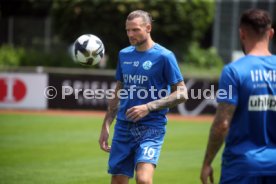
[269, 28, 274, 40]
[146, 24, 151, 33]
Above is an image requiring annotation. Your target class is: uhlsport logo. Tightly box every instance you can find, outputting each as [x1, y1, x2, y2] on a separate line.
[142, 60, 152, 70]
[248, 95, 276, 111]
[0, 78, 27, 103]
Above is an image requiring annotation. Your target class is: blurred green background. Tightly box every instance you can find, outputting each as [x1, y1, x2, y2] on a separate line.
[0, 0, 224, 78]
[1, 0, 276, 78]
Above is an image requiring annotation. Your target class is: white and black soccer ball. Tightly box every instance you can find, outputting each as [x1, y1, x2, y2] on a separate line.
[73, 34, 105, 66]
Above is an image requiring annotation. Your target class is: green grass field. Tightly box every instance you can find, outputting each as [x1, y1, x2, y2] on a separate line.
[0, 113, 222, 184]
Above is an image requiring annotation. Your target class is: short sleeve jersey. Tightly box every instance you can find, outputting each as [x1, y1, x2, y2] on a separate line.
[217, 55, 276, 175]
[115, 43, 183, 127]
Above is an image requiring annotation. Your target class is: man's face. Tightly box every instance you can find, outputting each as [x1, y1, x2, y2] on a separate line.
[125, 17, 150, 46]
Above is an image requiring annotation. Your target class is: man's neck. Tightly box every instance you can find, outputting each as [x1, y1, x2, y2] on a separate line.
[136, 39, 155, 52]
[246, 41, 272, 56]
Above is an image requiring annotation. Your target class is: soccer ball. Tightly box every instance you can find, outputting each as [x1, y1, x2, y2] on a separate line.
[73, 34, 105, 66]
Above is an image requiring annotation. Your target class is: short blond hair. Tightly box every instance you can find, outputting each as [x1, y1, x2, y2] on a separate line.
[127, 10, 153, 25]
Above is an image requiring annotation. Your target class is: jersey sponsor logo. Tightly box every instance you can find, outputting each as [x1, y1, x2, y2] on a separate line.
[123, 74, 148, 85]
[250, 70, 276, 82]
[142, 60, 152, 70]
[123, 61, 139, 67]
[248, 95, 276, 111]
[123, 61, 133, 65]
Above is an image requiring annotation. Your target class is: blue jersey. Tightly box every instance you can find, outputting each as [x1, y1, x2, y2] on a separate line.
[217, 55, 276, 176]
[115, 43, 183, 127]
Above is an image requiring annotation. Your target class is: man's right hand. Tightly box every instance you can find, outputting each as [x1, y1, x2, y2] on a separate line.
[99, 125, 111, 152]
[200, 164, 214, 184]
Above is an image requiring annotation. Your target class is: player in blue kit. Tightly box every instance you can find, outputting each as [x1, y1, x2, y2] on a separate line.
[200, 9, 276, 184]
[99, 10, 188, 184]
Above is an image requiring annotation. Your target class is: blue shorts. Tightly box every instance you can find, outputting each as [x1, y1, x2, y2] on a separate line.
[220, 175, 276, 184]
[108, 121, 166, 178]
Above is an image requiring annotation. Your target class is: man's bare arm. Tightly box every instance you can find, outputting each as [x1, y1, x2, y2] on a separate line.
[146, 81, 188, 111]
[99, 81, 122, 152]
[102, 81, 122, 126]
[203, 102, 236, 165]
[200, 102, 236, 184]
[126, 81, 188, 122]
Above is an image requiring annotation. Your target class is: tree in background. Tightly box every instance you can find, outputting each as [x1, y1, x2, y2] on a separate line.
[0, 0, 215, 69]
[52, 0, 215, 68]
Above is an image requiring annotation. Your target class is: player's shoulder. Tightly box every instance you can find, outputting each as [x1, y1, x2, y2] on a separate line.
[153, 43, 174, 56]
[230, 55, 251, 64]
[227, 55, 276, 70]
[225, 55, 255, 71]
[220, 56, 249, 79]
[119, 46, 135, 54]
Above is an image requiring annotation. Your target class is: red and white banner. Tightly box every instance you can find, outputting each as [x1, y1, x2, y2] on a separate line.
[0, 73, 48, 109]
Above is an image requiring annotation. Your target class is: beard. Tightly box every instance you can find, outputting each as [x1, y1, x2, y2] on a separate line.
[130, 37, 147, 46]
